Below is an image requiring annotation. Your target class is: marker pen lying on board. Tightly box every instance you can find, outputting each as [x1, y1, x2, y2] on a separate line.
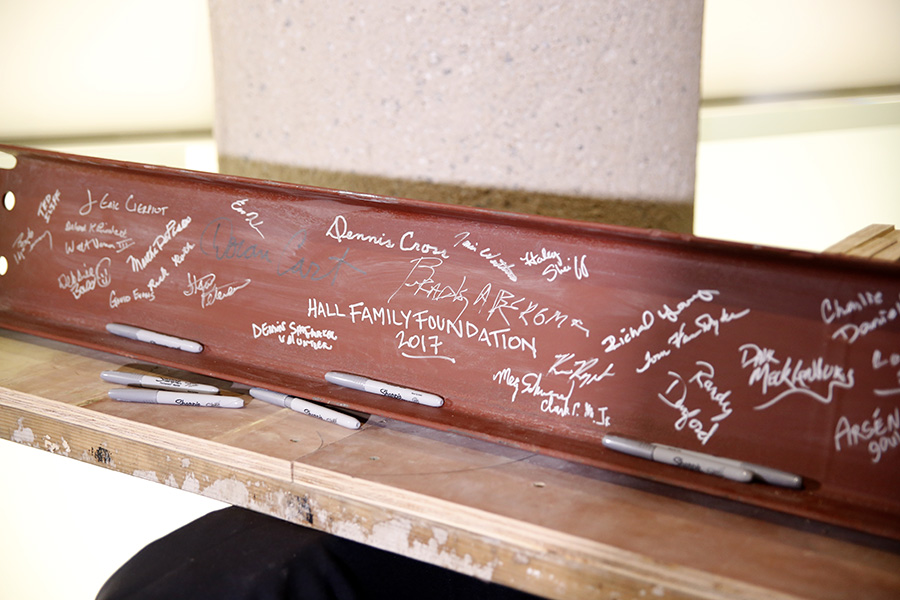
[100, 370, 220, 394]
[106, 323, 203, 353]
[108, 388, 244, 408]
[324, 371, 444, 408]
[678, 448, 803, 489]
[249, 387, 361, 430]
[602, 435, 753, 483]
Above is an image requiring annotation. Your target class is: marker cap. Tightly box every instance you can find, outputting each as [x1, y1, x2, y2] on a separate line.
[324, 371, 367, 390]
[101, 371, 144, 386]
[602, 435, 653, 460]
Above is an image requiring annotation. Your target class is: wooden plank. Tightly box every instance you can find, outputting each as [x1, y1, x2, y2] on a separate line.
[871, 230, 900, 262]
[0, 387, 292, 483]
[2, 329, 900, 600]
[847, 230, 899, 259]
[823, 224, 895, 255]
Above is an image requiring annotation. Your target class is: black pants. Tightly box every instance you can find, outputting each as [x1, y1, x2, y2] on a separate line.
[97, 506, 542, 600]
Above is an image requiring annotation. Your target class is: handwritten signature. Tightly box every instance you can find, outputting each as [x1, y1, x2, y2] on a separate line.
[231, 198, 265, 239]
[520, 247, 589, 282]
[184, 272, 252, 309]
[58, 257, 111, 300]
[739, 343, 855, 410]
[13, 227, 53, 264]
[493, 354, 614, 421]
[200, 218, 365, 285]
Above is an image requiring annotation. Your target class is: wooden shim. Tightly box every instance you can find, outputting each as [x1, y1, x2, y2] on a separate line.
[848, 231, 899, 259]
[823, 224, 895, 255]
[872, 230, 900, 262]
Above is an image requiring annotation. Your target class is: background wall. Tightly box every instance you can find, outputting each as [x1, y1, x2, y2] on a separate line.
[694, 0, 900, 251]
[1, 1, 899, 598]
[0, 0, 214, 140]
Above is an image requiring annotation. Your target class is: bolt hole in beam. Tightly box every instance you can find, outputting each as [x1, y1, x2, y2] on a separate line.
[1, 191, 13, 272]
[0, 150, 15, 170]
[0, 152, 16, 277]
[1, 151, 15, 274]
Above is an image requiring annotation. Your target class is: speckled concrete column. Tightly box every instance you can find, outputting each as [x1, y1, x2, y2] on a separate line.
[209, 1, 702, 232]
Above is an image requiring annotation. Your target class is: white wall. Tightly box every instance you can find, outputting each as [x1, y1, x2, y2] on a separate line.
[1, 1, 899, 598]
[695, 97, 900, 252]
[701, 0, 900, 99]
[694, 0, 900, 251]
[0, 0, 214, 140]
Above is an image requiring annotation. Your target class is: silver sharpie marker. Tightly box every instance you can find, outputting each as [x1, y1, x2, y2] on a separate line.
[250, 388, 361, 430]
[602, 435, 753, 483]
[106, 323, 202, 353]
[678, 448, 803, 489]
[325, 371, 443, 407]
[101, 370, 220, 394]
[108, 388, 243, 408]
